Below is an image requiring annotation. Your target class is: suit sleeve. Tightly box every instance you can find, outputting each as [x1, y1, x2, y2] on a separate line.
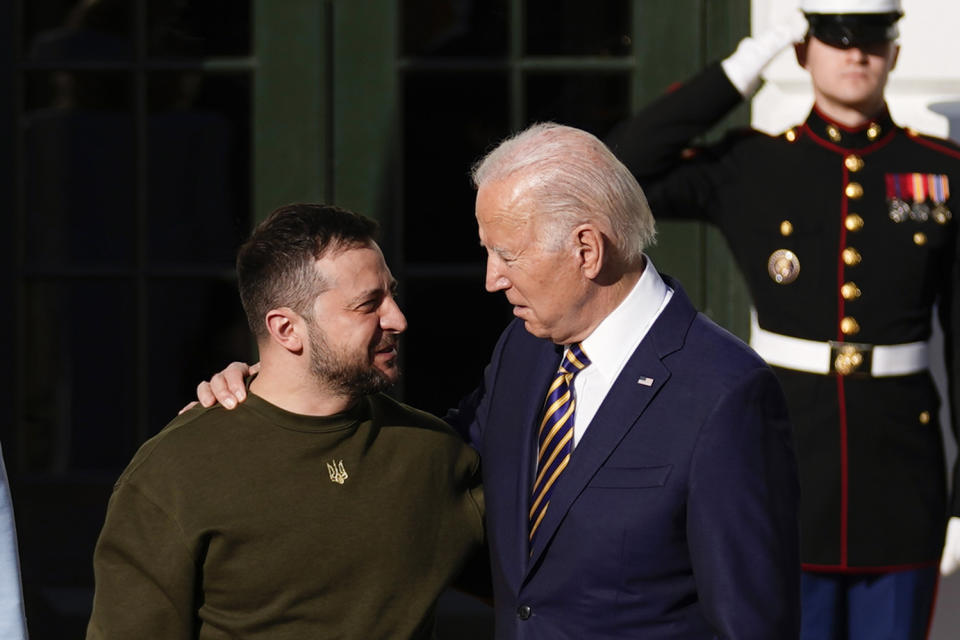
[605, 62, 745, 223]
[445, 320, 518, 450]
[687, 367, 801, 639]
[86, 480, 199, 640]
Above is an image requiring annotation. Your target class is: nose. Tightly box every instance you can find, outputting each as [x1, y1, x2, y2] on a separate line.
[484, 256, 510, 293]
[847, 45, 869, 62]
[380, 296, 407, 334]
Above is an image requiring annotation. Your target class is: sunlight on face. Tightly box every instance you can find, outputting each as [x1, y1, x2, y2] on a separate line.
[799, 37, 898, 117]
[307, 243, 407, 394]
[476, 178, 583, 344]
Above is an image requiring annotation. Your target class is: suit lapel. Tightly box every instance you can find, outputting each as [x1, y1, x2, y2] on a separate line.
[486, 335, 560, 589]
[525, 344, 670, 573]
[524, 276, 696, 575]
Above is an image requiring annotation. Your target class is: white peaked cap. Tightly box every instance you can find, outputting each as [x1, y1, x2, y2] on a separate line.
[800, 0, 902, 13]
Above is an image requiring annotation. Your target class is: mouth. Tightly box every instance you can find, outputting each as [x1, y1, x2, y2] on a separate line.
[506, 297, 526, 313]
[373, 339, 399, 360]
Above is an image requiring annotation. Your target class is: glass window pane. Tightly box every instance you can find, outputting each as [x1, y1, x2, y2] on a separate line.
[148, 0, 252, 58]
[401, 0, 508, 58]
[525, 0, 631, 56]
[22, 280, 137, 472]
[23, 71, 136, 268]
[147, 279, 252, 435]
[524, 72, 631, 138]
[147, 72, 250, 266]
[403, 71, 509, 263]
[24, 0, 134, 61]
[401, 278, 513, 417]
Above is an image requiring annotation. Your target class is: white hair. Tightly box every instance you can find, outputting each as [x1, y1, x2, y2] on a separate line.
[471, 122, 656, 260]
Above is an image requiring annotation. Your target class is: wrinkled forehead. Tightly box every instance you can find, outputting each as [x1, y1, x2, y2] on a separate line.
[476, 175, 538, 226]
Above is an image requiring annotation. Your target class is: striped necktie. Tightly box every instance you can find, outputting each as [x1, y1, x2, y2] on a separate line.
[529, 343, 591, 547]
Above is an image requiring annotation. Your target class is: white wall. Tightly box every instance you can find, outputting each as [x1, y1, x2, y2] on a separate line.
[752, 0, 960, 137]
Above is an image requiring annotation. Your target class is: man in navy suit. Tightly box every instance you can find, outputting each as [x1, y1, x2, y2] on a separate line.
[194, 123, 800, 638]
[447, 122, 801, 639]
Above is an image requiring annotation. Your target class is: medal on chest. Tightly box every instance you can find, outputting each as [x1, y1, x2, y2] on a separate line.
[767, 249, 800, 285]
[886, 173, 952, 224]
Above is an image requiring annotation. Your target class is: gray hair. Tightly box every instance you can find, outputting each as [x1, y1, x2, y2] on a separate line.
[470, 122, 656, 260]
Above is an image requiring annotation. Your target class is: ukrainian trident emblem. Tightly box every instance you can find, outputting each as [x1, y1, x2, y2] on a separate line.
[327, 460, 348, 484]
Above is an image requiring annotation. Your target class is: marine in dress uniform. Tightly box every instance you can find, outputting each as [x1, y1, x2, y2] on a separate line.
[608, 1, 959, 638]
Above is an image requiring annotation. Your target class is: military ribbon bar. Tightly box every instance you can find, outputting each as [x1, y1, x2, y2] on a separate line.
[927, 174, 948, 204]
[911, 173, 927, 203]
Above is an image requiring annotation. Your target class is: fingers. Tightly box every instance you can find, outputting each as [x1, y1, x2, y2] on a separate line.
[210, 372, 241, 409]
[193, 361, 256, 411]
[196, 380, 219, 408]
[178, 400, 199, 415]
[941, 555, 958, 576]
[940, 517, 960, 576]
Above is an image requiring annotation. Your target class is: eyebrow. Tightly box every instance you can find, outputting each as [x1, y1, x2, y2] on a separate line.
[348, 279, 398, 306]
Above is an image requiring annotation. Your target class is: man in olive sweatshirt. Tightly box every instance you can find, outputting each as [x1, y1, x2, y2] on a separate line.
[86, 203, 486, 640]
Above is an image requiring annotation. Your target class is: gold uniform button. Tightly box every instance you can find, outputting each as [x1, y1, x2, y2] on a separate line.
[845, 182, 864, 199]
[914, 232, 927, 246]
[840, 316, 860, 335]
[919, 411, 931, 424]
[842, 247, 862, 266]
[867, 123, 882, 140]
[845, 214, 864, 232]
[785, 128, 798, 142]
[827, 125, 842, 142]
[780, 220, 794, 236]
[841, 282, 861, 300]
[844, 154, 864, 172]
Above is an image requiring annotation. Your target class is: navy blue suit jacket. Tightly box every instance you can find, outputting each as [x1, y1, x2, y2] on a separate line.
[449, 276, 800, 639]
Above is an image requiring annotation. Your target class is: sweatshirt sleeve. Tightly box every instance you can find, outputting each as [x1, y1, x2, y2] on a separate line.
[86, 480, 199, 640]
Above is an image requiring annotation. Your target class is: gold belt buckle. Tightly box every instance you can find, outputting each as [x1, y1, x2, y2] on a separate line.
[829, 341, 873, 376]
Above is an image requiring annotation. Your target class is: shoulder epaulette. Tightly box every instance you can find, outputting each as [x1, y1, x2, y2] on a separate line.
[903, 127, 960, 160]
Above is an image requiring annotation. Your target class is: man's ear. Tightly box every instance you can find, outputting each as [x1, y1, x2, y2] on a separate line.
[574, 224, 605, 280]
[264, 307, 305, 354]
[794, 40, 808, 68]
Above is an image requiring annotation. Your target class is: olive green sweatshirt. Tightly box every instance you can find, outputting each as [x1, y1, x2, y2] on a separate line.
[86, 391, 486, 640]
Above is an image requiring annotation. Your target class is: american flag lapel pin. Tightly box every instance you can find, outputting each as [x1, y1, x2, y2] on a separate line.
[637, 376, 654, 387]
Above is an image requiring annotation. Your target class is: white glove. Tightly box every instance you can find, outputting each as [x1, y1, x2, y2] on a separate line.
[941, 516, 960, 575]
[720, 11, 809, 97]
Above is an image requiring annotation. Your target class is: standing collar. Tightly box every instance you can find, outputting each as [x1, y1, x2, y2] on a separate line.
[579, 258, 672, 383]
[803, 104, 897, 150]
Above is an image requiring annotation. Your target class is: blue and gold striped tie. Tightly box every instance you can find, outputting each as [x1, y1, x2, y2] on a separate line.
[529, 343, 590, 547]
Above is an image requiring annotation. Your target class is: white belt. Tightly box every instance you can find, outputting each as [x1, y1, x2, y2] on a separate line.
[749, 310, 929, 377]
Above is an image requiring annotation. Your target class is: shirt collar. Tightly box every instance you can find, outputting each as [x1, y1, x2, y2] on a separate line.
[579, 258, 670, 382]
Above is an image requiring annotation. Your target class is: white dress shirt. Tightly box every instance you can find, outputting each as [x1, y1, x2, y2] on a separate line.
[571, 259, 673, 447]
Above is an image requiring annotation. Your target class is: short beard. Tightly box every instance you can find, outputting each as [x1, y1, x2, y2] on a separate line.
[308, 324, 396, 400]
